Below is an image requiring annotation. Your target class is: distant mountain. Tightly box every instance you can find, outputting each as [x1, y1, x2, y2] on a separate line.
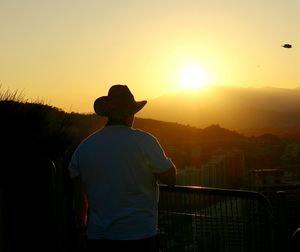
[138, 85, 300, 136]
[134, 119, 245, 143]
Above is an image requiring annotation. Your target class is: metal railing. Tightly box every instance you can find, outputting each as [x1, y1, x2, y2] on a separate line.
[258, 186, 300, 251]
[158, 185, 274, 252]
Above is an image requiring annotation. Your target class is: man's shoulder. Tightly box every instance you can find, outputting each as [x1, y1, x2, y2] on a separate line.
[130, 128, 161, 146]
[131, 127, 155, 138]
[77, 129, 102, 147]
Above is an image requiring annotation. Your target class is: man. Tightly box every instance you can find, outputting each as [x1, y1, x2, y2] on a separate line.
[68, 84, 176, 251]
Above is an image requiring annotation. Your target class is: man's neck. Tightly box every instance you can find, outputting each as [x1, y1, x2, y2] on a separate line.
[106, 118, 130, 127]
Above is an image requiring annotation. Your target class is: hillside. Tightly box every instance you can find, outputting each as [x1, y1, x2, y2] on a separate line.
[0, 99, 246, 160]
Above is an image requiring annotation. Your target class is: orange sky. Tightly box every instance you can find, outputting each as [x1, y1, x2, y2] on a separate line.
[1, 0, 300, 113]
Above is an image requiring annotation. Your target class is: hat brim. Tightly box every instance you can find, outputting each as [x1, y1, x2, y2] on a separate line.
[133, 100, 147, 114]
[94, 96, 147, 117]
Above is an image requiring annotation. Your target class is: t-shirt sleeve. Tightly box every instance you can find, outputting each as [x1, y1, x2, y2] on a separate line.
[142, 134, 174, 174]
[68, 148, 80, 179]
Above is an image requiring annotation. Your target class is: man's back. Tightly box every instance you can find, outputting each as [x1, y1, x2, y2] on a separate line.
[69, 125, 174, 240]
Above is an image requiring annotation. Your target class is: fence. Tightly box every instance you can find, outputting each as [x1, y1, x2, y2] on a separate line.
[258, 186, 300, 251]
[158, 185, 274, 252]
[48, 162, 300, 252]
[48, 161, 278, 251]
[3, 158, 294, 251]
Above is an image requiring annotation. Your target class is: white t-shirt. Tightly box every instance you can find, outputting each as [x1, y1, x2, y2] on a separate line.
[68, 125, 174, 240]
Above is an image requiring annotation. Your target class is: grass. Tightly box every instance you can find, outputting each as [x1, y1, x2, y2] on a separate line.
[0, 85, 26, 102]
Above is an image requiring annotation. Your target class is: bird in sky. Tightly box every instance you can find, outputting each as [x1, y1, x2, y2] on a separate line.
[282, 44, 292, 48]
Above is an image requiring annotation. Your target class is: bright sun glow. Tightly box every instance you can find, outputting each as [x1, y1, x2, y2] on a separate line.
[180, 65, 208, 90]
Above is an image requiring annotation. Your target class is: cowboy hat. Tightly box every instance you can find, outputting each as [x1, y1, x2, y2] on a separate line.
[94, 84, 147, 118]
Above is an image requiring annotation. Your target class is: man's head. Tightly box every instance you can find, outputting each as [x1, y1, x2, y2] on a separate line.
[94, 85, 147, 120]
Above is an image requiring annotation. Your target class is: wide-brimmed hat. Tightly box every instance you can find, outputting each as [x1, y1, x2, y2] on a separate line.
[94, 84, 147, 118]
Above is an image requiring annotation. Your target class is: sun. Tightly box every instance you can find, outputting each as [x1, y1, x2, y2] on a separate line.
[180, 65, 208, 90]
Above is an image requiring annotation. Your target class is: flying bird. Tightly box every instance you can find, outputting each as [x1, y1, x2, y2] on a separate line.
[282, 44, 292, 48]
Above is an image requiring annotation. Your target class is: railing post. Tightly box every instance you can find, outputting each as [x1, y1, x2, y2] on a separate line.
[52, 157, 75, 250]
[49, 158, 58, 249]
[0, 189, 5, 252]
[52, 157, 66, 249]
[275, 191, 288, 252]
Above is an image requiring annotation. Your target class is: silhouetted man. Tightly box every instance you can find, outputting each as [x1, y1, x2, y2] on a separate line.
[68, 84, 176, 251]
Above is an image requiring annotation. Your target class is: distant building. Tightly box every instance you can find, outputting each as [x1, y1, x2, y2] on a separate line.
[248, 169, 283, 187]
[282, 171, 300, 185]
[248, 167, 300, 188]
[199, 150, 244, 188]
[200, 157, 223, 187]
[177, 166, 202, 186]
[177, 149, 245, 189]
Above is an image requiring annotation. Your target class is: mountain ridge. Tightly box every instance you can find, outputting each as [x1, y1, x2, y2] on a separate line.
[139, 85, 300, 136]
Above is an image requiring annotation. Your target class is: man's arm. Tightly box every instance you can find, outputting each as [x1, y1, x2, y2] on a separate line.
[155, 165, 177, 186]
[72, 176, 88, 230]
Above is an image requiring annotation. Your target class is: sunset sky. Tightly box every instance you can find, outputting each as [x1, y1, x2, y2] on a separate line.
[1, 0, 299, 113]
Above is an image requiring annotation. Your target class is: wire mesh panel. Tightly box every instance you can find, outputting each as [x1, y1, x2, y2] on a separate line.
[158, 185, 274, 252]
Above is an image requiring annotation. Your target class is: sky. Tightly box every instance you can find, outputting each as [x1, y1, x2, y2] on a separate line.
[1, 0, 300, 113]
